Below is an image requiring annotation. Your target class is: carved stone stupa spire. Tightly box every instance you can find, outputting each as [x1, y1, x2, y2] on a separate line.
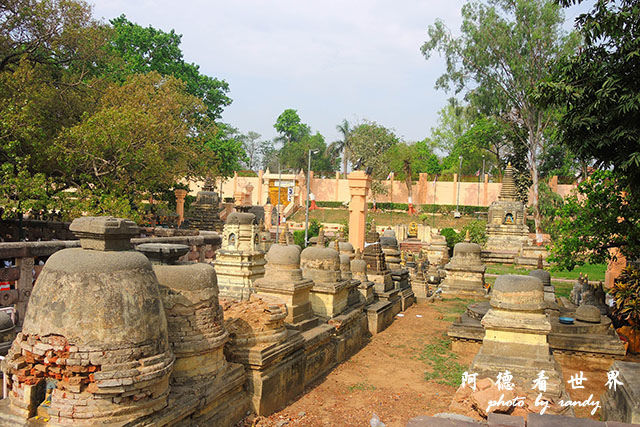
[498, 162, 518, 202]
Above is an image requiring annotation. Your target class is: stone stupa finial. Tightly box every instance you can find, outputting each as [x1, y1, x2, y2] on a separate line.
[355, 248, 362, 260]
[537, 254, 544, 270]
[498, 162, 518, 202]
[316, 228, 325, 247]
[370, 219, 376, 233]
[279, 228, 287, 245]
[259, 218, 265, 231]
[465, 230, 470, 242]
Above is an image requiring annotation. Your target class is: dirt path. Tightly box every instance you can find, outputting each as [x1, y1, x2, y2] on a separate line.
[244, 299, 633, 426]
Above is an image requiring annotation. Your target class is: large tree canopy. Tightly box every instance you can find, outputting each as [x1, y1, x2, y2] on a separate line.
[0, 0, 241, 222]
[542, 0, 640, 188]
[421, 0, 579, 241]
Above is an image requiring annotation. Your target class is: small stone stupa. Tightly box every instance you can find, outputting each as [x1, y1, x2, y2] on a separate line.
[254, 228, 317, 330]
[439, 231, 486, 298]
[2, 217, 174, 424]
[257, 218, 273, 252]
[187, 179, 223, 232]
[214, 209, 266, 301]
[380, 228, 414, 310]
[362, 221, 401, 315]
[484, 163, 529, 261]
[529, 255, 558, 311]
[470, 275, 569, 402]
[300, 229, 350, 319]
[351, 249, 374, 306]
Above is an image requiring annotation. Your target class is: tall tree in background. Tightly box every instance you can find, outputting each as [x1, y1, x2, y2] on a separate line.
[0, 0, 242, 221]
[543, 0, 640, 189]
[108, 15, 231, 121]
[349, 121, 399, 180]
[421, 0, 579, 241]
[240, 131, 262, 170]
[330, 119, 353, 178]
[541, 0, 640, 269]
[273, 109, 338, 174]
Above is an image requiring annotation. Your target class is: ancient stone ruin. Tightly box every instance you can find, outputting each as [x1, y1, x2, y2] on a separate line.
[214, 209, 266, 301]
[440, 231, 486, 298]
[483, 163, 530, 263]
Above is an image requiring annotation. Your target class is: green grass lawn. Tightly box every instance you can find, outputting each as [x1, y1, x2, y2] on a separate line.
[290, 207, 477, 229]
[485, 263, 606, 282]
[485, 262, 606, 299]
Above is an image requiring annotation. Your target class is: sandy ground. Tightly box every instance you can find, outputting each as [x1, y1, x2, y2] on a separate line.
[242, 299, 636, 426]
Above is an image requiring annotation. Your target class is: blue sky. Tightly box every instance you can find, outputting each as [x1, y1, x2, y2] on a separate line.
[91, 1, 593, 147]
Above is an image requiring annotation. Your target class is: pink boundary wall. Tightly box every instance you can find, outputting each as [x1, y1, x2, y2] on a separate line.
[188, 171, 577, 208]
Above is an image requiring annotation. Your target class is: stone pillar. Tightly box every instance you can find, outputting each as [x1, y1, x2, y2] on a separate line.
[452, 173, 458, 205]
[605, 248, 627, 288]
[244, 183, 254, 205]
[15, 256, 34, 326]
[549, 175, 558, 193]
[233, 170, 238, 194]
[174, 189, 187, 226]
[257, 169, 264, 205]
[263, 203, 273, 228]
[483, 173, 489, 206]
[348, 171, 372, 252]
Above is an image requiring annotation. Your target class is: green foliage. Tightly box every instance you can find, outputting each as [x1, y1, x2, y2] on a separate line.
[439, 220, 488, 248]
[0, 1, 241, 223]
[543, 0, 640, 189]
[273, 109, 338, 173]
[532, 181, 563, 234]
[421, 0, 580, 235]
[273, 109, 310, 143]
[108, 15, 231, 121]
[609, 267, 640, 330]
[349, 120, 399, 179]
[440, 228, 459, 249]
[293, 218, 321, 248]
[550, 170, 640, 270]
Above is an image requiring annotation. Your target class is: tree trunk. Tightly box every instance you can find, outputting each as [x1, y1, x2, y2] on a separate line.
[342, 149, 348, 179]
[528, 130, 544, 244]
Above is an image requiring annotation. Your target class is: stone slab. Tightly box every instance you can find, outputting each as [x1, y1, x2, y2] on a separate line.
[487, 412, 525, 427]
[406, 414, 479, 426]
[527, 413, 604, 427]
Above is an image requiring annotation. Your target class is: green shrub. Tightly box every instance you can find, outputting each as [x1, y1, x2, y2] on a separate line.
[440, 228, 461, 249]
[316, 201, 346, 208]
[293, 218, 322, 248]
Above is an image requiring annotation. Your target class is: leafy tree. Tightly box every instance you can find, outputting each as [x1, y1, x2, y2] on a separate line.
[273, 109, 337, 173]
[421, 0, 579, 241]
[53, 72, 219, 208]
[330, 119, 353, 178]
[108, 15, 231, 121]
[240, 131, 262, 171]
[429, 98, 470, 155]
[543, 0, 640, 189]
[273, 109, 310, 144]
[385, 141, 441, 198]
[550, 170, 640, 271]
[349, 121, 399, 179]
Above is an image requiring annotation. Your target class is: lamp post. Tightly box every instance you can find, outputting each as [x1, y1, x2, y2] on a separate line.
[455, 155, 463, 217]
[304, 149, 320, 247]
[275, 165, 293, 236]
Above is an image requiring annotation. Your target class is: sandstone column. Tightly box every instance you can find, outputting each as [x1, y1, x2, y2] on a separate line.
[453, 173, 458, 205]
[257, 169, 264, 205]
[174, 189, 187, 226]
[348, 171, 371, 252]
[264, 203, 273, 229]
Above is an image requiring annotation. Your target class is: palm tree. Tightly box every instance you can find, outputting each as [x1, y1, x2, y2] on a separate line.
[330, 119, 352, 178]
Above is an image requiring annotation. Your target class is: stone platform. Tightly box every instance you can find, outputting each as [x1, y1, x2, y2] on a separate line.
[407, 413, 638, 426]
[449, 301, 626, 358]
[602, 360, 640, 423]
